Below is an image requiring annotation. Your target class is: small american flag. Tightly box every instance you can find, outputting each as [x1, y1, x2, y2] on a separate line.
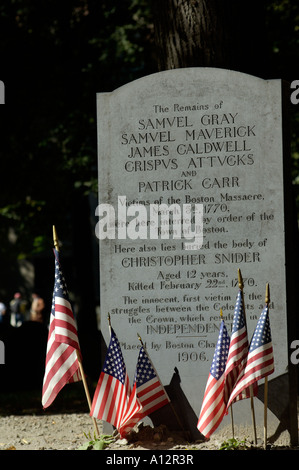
[224, 290, 257, 405]
[90, 327, 138, 430]
[119, 345, 170, 436]
[42, 249, 81, 409]
[197, 319, 230, 438]
[226, 304, 274, 408]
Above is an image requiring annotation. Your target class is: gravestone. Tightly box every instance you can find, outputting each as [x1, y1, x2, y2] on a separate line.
[96, 68, 298, 444]
[0, 340, 4, 364]
[0, 80, 4, 104]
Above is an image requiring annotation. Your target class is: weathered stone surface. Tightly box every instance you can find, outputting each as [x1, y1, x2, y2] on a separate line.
[97, 68, 297, 443]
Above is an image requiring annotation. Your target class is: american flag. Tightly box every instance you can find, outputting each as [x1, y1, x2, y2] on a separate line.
[90, 327, 139, 430]
[226, 304, 274, 408]
[42, 249, 81, 409]
[197, 319, 230, 438]
[224, 289, 257, 406]
[119, 346, 170, 437]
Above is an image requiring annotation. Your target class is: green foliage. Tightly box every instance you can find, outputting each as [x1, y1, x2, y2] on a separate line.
[266, 0, 299, 75]
[219, 437, 250, 450]
[266, 0, 299, 215]
[0, 0, 155, 265]
[77, 432, 116, 450]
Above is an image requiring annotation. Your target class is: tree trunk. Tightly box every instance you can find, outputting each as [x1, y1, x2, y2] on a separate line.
[152, 0, 268, 77]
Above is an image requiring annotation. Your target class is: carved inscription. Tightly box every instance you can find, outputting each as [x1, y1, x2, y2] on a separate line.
[97, 71, 286, 397]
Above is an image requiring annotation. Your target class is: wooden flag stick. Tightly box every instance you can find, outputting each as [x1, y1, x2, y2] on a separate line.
[221, 308, 234, 438]
[264, 283, 270, 450]
[137, 333, 191, 441]
[238, 269, 257, 445]
[52, 226, 100, 438]
[264, 377, 268, 450]
[107, 311, 112, 334]
[230, 406, 235, 439]
[76, 352, 100, 437]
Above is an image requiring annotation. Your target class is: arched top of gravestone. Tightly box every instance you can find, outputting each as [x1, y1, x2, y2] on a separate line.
[101, 68, 279, 101]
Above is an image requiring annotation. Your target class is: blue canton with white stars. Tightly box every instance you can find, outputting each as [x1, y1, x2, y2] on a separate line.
[135, 347, 156, 386]
[103, 329, 126, 384]
[210, 321, 230, 380]
[232, 290, 246, 334]
[249, 305, 271, 352]
[52, 249, 69, 316]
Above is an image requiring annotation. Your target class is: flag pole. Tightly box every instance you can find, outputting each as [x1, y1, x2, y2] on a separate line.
[264, 283, 270, 450]
[52, 226, 100, 438]
[107, 311, 112, 334]
[221, 308, 234, 438]
[238, 268, 257, 445]
[137, 332, 190, 441]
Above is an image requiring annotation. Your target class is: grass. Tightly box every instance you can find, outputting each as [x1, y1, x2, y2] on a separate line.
[219, 437, 250, 450]
[77, 432, 116, 450]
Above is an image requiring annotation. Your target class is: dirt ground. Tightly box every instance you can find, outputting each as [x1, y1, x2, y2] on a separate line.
[0, 387, 298, 451]
[0, 412, 298, 451]
[0, 411, 298, 451]
[0, 413, 211, 451]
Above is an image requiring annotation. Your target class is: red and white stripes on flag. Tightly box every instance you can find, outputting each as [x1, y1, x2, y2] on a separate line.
[42, 249, 81, 409]
[118, 382, 142, 436]
[197, 320, 230, 438]
[226, 304, 274, 409]
[224, 289, 257, 406]
[119, 346, 170, 437]
[90, 327, 140, 430]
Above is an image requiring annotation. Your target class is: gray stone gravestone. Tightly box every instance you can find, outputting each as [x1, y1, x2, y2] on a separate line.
[96, 68, 298, 445]
[0, 81, 4, 104]
[0, 340, 4, 364]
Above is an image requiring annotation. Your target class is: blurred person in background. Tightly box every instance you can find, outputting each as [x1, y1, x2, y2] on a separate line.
[10, 292, 26, 327]
[30, 293, 45, 323]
